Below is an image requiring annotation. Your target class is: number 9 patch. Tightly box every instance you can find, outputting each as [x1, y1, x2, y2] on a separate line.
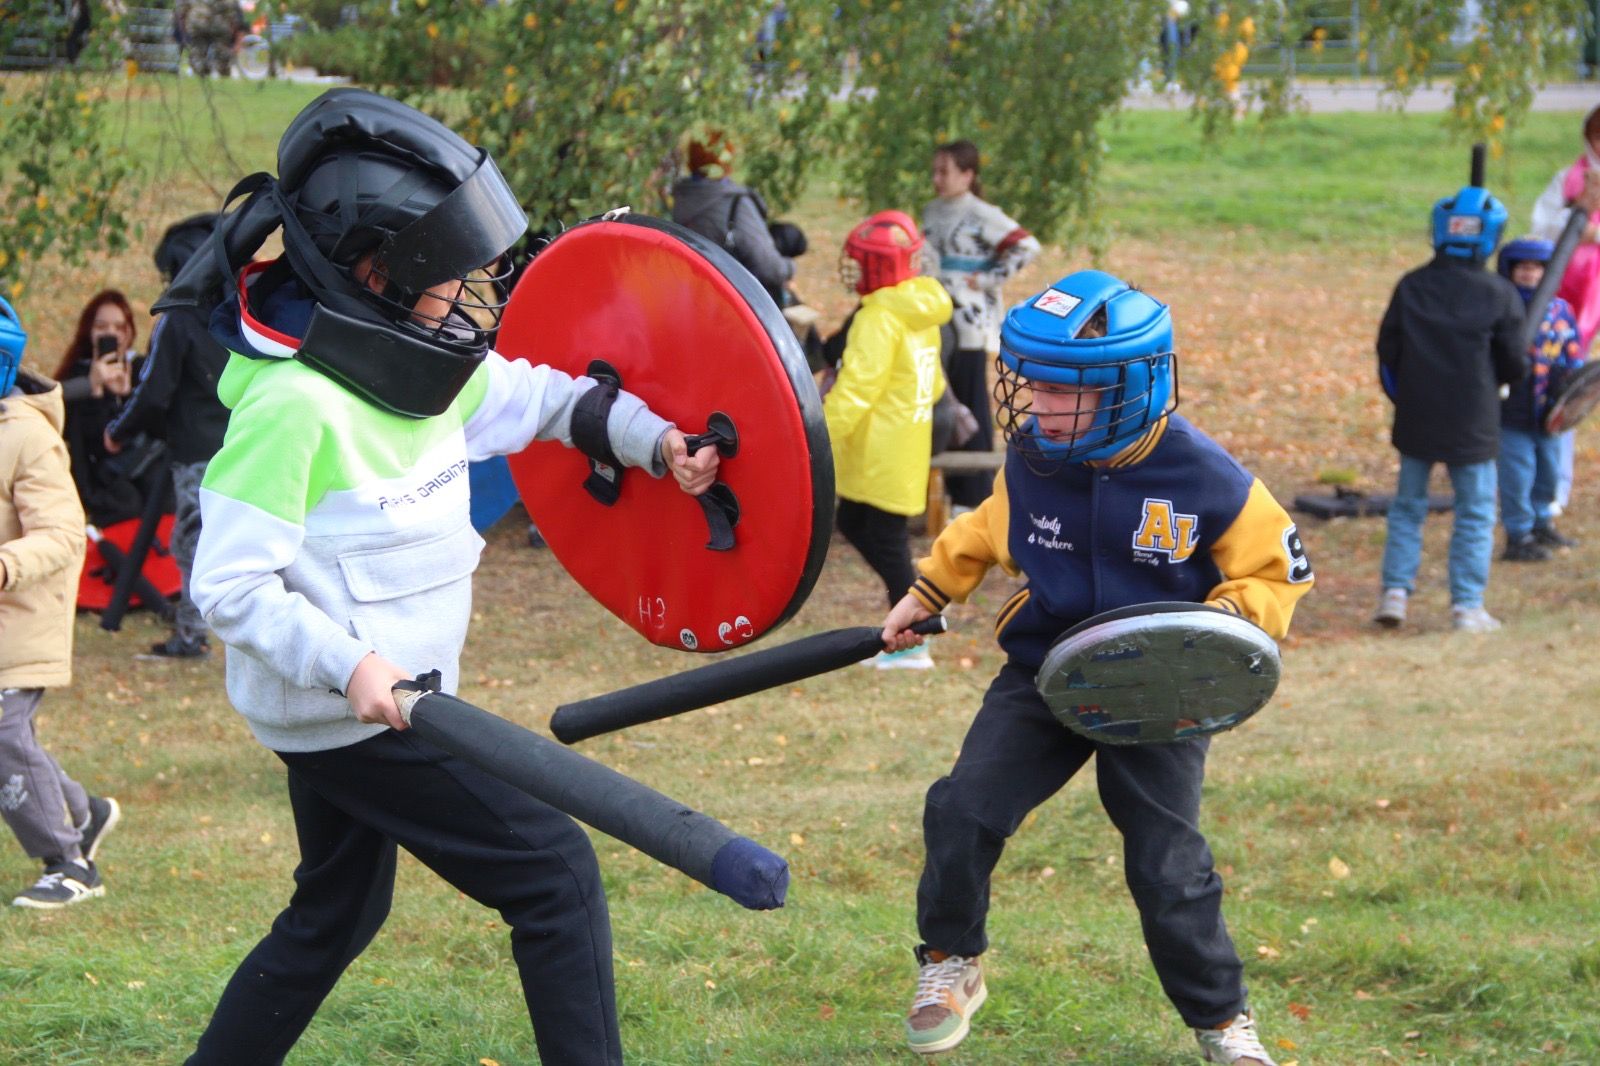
[1283, 524, 1313, 584]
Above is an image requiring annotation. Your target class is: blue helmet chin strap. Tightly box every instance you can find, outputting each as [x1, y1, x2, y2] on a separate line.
[0, 295, 26, 397]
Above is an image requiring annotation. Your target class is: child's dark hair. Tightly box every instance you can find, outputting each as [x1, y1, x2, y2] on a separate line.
[934, 140, 984, 199]
[1077, 308, 1108, 339]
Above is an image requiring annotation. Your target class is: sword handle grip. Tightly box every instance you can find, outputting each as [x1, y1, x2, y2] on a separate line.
[684, 412, 741, 550]
[682, 411, 739, 458]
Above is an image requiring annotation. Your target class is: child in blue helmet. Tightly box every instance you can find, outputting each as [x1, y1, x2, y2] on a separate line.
[1373, 186, 1527, 632]
[1494, 237, 1583, 562]
[879, 270, 1312, 1064]
[1, 297, 123, 909]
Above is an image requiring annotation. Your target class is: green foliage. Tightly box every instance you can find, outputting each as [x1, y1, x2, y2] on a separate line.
[0, 1, 133, 298]
[1181, 1, 1590, 151]
[280, 0, 354, 31]
[273, 23, 383, 80]
[349, 0, 847, 231]
[840, 0, 1165, 249]
[0, 0, 1590, 297]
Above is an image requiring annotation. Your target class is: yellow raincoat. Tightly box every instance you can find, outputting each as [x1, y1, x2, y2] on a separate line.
[824, 275, 953, 515]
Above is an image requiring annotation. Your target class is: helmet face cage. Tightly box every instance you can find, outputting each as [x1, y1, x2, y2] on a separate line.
[838, 250, 863, 294]
[994, 349, 1176, 467]
[840, 212, 923, 295]
[286, 142, 527, 356]
[365, 254, 515, 350]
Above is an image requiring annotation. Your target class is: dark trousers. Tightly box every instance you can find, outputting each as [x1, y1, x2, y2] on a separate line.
[945, 347, 997, 508]
[917, 663, 1246, 1028]
[187, 729, 621, 1066]
[836, 498, 916, 607]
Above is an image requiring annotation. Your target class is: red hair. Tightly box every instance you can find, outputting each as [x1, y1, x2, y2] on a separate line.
[54, 289, 137, 381]
[687, 131, 735, 177]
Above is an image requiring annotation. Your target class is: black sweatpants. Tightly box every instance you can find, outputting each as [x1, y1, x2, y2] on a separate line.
[945, 347, 997, 508]
[916, 663, 1247, 1028]
[187, 729, 621, 1066]
[836, 497, 916, 607]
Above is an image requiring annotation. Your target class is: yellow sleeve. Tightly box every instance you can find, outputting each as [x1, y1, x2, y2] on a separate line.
[823, 306, 895, 445]
[911, 467, 1020, 610]
[1206, 478, 1314, 639]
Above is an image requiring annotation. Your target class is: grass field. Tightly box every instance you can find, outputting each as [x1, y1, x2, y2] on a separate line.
[2, 79, 1598, 1065]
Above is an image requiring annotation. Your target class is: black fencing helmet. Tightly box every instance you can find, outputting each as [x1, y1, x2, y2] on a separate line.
[155, 88, 528, 418]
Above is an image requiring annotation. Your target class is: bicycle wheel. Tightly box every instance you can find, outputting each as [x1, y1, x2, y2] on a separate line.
[236, 34, 271, 79]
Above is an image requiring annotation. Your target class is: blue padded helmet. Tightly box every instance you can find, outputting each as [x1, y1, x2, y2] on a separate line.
[1431, 185, 1507, 261]
[0, 295, 25, 398]
[996, 270, 1176, 463]
[1496, 235, 1554, 279]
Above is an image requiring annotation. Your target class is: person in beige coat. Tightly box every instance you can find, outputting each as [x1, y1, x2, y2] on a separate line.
[1, 297, 121, 909]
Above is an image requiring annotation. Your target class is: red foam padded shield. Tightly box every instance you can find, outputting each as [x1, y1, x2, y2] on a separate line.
[499, 215, 831, 652]
[77, 515, 182, 611]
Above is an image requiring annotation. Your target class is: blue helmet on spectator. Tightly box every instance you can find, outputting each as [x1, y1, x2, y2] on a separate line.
[0, 295, 25, 398]
[1431, 185, 1507, 260]
[997, 270, 1177, 463]
[1495, 236, 1554, 279]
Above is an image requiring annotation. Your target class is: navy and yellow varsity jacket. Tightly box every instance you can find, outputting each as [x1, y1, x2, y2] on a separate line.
[910, 414, 1313, 669]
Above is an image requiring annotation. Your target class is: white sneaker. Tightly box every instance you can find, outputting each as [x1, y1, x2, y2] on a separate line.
[1372, 587, 1407, 628]
[870, 645, 934, 670]
[1451, 605, 1502, 633]
[1194, 1010, 1278, 1065]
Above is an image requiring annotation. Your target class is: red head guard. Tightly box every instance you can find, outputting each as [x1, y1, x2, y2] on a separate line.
[841, 210, 924, 295]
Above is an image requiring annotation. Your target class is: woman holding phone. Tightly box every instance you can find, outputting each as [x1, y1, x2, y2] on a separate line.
[52, 291, 150, 527]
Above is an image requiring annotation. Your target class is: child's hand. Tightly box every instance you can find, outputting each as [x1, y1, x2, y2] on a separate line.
[661, 428, 720, 495]
[881, 592, 935, 650]
[346, 653, 412, 731]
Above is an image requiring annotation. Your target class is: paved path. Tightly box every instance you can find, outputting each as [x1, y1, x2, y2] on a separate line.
[1126, 80, 1599, 113]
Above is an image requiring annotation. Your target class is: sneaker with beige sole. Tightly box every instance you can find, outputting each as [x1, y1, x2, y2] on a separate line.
[905, 946, 986, 1054]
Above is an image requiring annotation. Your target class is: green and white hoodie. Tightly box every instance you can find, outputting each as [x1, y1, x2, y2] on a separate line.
[193, 297, 670, 753]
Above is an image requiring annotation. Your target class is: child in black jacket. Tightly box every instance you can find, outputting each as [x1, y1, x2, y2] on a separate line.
[1374, 186, 1525, 632]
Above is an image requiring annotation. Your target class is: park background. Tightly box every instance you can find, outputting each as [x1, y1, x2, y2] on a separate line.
[2, 5, 1599, 1063]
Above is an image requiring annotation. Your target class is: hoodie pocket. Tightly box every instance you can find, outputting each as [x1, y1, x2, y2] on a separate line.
[339, 521, 486, 679]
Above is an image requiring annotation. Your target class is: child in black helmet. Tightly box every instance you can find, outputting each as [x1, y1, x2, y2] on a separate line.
[170, 89, 718, 1066]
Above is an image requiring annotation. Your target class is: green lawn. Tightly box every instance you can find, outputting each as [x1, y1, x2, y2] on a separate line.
[4, 526, 1597, 1065]
[1098, 110, 1579, 249]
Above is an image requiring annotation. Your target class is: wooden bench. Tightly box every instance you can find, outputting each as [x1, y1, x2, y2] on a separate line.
[925, 450, 1005, 536]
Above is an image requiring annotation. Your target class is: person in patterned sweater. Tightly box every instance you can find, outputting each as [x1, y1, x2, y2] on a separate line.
[923, 140, 1041, 509]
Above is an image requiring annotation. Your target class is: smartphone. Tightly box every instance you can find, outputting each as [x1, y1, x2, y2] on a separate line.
[95, 335, 119, 359]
